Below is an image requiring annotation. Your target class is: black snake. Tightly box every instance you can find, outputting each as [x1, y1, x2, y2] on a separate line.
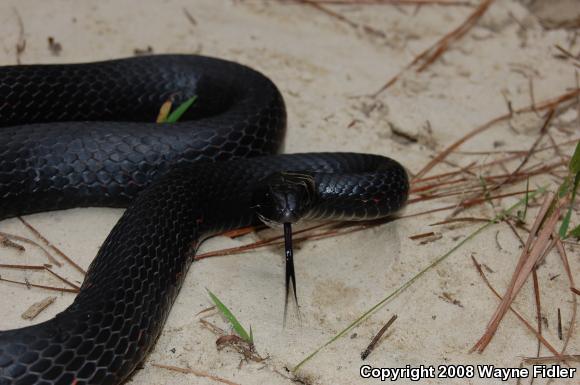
[0, 55, 409, 385]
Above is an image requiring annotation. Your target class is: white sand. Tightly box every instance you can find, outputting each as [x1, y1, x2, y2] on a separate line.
[0, 1, 578, 384]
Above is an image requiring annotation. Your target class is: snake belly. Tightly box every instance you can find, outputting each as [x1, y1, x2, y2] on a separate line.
[0, 55, 409, 385]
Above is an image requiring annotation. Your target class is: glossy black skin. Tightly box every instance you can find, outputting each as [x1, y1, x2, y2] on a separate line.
[0, 55, 285, 218]
[0, 55, 409, 385]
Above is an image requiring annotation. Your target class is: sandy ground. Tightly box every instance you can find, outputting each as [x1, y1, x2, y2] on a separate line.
[0, 1, 579, 384]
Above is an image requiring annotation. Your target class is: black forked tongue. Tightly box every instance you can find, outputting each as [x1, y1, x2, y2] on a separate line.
[283, 222, 300, 325]
[250, 171, 316, 323]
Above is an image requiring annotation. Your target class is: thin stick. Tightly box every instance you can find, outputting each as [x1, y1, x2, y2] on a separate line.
[555, 239, 578, 355]
[182, 8, 197, 26]
[471, 193, 561, 353]
[0, 264, 46, 270]
[413, 136, 578, 185]
[0, 277, 78, 293]
[152, 363, 240, 385]
[531, 269, 542, 357]
[0, 263, 79, 290]
[471, 256, 561, 357]
[430, 217, 490, 226]
[361, 314, 398, 360]
[416, 0, 495, 72]
[195, 222, 329, 259]
[372, 0, 495, 96]
[492, 109, 554, 190]
[0, 231, 61, 266]
[414, 88, 580, 180]
[453, 136, 579, 156]
[0, 235, 25, 252]
[557, 308, 563, 340]
[523, 355, 580, 364]
[554, 44, 580, 66]
[44, 267, 81, 290]
[18, 217, 86, 275]
[296, 0, 386, 37]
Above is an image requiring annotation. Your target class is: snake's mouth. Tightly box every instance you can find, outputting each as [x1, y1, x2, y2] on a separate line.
[251, 171, 316, 227]
[256, 212, 303, 228]
[256, 213, 284, 228]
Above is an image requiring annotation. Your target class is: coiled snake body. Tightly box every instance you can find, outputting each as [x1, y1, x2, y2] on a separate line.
[0, 55, 408, 385]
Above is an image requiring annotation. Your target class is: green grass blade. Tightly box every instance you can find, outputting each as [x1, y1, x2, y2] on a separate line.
[562, 172, 580, 238]
[569, 140, 580, 174]
[165, 95, 198, 123]
[206, 288, 252, 343]
[292, 186, 547, 373]
[559, 141, 580, 238]
[568, 224, 580, 239]
[560, 207, 573, 238]
[517, 177, 530, 222]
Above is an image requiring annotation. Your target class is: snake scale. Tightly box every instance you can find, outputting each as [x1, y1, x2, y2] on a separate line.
[0, 55, 409, 385]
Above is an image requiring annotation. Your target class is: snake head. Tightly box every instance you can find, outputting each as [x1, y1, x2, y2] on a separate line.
[251, 171, 316, 226]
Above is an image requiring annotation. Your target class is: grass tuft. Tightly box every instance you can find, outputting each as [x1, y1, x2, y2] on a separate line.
[156, 95, 198, 123]
[206, 288, 253, 344]
[166, 96, 198, 123]
[559, 140, 580, 238]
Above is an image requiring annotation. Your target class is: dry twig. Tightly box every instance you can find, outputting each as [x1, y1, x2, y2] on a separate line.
[372, 0, 495, 96]
[361, 314, 398, 360]
[0, 231, 60, 266]
[152, 363, 240, 385]
[471, 256, 561, 357]
[18, 217, 86, 275]
[471, 192, 564, 353]
[21, 296, 57, 320]
[294, 0, 386, 38]
[415, 88, 580, 180]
